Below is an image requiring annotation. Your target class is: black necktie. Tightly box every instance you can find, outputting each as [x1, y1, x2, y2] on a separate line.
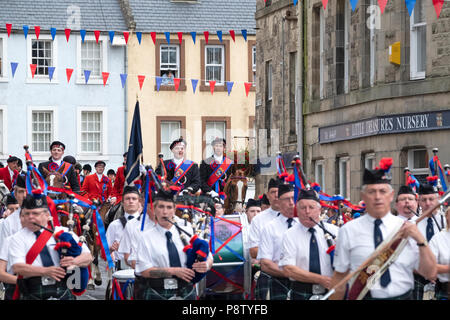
[128, 215, 135, 220]
[34, 231, 54, 267]
[374, 219, 391, 287]
[308, 228, 321, 274]
[287, 218, 293, 229]
[165, 231, 181, 267]
[426, 217, 435, 242]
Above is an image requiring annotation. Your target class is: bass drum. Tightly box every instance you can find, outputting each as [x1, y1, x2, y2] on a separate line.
[197, 213, 251, 299]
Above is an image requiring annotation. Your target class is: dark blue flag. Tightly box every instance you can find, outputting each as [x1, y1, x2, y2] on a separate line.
[125, 101, 143, 185]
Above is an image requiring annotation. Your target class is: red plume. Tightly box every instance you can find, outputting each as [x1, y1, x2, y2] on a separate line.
[426, 176, 438, 182]
[286, 174, 295, 183]
[379, 157, 393, 171]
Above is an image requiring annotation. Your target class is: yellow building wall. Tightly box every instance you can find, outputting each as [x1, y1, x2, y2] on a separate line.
[127, 33, 256, 166]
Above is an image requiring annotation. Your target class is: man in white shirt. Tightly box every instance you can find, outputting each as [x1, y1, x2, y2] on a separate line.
[106, 186, 141, 270]
[134, 190, 212, 300]
[395, 185, 419, 222]
[8, 193, 92, 300]
[330, 165, 437, 300]
[280, 188, 339, 300]
[257, 183, 298, 300]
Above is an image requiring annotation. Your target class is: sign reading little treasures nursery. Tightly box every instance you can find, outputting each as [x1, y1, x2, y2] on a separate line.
[319, 110, 450, 144]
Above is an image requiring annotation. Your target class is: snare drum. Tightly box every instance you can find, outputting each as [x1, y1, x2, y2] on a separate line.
[200, 213, 251, 298]
[111, 269, 135, 300]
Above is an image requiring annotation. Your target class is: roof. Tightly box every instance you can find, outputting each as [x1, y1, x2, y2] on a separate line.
[129, 0, 256, 34]
[0, 0, 127, 32]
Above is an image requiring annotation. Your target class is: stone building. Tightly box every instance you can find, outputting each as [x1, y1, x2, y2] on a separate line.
[256, 0, 450, 202]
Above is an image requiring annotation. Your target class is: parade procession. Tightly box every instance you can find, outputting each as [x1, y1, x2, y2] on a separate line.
[0, 0, 450, 305]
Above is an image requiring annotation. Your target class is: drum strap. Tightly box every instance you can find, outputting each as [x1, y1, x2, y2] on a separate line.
[112, 278, 125, 300]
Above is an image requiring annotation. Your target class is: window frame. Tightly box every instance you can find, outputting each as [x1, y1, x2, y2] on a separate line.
[407, 148, 429, 175]
[410, 3, 427, 80]
[319, 7, 325, 99]
[27, 106, 58, 157]
[364, 152, 375, 170]
[76, 35, 108, 84]
[0, 105, 7, 157]
[201, 116, 231, 159]
[266, 60, 273, 101]
[248, 40, 256, 89]
[0, 34, 8, 82]
[26, 34, 58, 83]
[77, 108, 107, 156]
[338, 156, 350, 199]
[200, 39, 230, 92]
[155, 38, 186, 91]
[315, 160, 325, 192]
[344, 0, 350, 93]
[156, 116, 186, 161]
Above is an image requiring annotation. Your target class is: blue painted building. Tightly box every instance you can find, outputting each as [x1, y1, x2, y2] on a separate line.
[0, 0, 128, 172]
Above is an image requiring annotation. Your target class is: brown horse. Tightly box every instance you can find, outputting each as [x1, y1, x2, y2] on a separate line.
[223, 167, 249, 215]
[41, 166, 71, 227]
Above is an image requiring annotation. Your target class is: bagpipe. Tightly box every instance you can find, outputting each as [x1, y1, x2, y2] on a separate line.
[321, 188, 450, 300]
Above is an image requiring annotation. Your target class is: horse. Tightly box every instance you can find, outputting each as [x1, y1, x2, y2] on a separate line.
[223, 166, 249, 215]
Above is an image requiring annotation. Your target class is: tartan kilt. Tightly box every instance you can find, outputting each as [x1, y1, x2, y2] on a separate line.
[435, 281, 448, 300]
[254, 272, 290, 300]
[413, 274, 428, 300]
[134, 276, 196, 300]
[18, 277, 75, 300]
[290, 289, 314, 301]
[3, 283, 17, 300]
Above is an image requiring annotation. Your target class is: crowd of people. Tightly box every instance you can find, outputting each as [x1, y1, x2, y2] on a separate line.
[0, 138, 448, 301]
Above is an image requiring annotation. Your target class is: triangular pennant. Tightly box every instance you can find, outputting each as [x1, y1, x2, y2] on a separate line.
[66, 68, 73, 83]
[165, 32, 171, 44]
[138, 75, 145, 90]
[432, 0, 444, 19]
[155, 76, 162, 91]
[84, 70, 91, 84]
[23, 25, 29, 39]
[51, 27, 57, 41]
[190, 32, 197, 44]
[241, 29, 248, 42]
[226, 81, 234, 96]
[123, 31, 130, 44]
[191, 79, 198, 93]
[102, 72, 109, 86]
[244, 82, 252, 97]
[65, 28, 71, 42]
[35, 26, 41, 40]
[10, 62, 18, 78]
[293, 0, 298, 5]
[136, 32, 142, 44]
[377, 0, 388, 14]
[204, 31, 209, 44]
[48, 66, 55, 81]
[350, 0, 359, 11]
[109, 31, 115, 44]
[94, 30, 101, 43]
[150, 32, 156, 45]
[209, 81, 216, 95]
[6, 23, 12, 37]
[405, 0, 417, 16]
[120, 73, 127, 88]
[229, 30, 236, 42]
[178, 32, 183, 44]
[217, 30, 223, 43]
[30, 64, 37, 78]
[80, 29, 86, 43]
[174, 78, 181, 92]
[322, 0, 329, 10]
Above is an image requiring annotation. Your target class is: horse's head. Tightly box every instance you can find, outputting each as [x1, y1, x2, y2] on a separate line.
[224, 171, 248, 215]
[42, 166, 68, 189]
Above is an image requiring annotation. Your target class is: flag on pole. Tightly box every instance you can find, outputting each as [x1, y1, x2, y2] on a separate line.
[125, 101, 143, 186]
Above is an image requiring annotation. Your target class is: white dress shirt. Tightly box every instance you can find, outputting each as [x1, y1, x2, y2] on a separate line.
[429, 229, 450, 283]
[417, 212, 447, 241]
[334, 212, 420, 298]
[51, 158, 62, 166]
[106, 212, 140, 262]
[397, 214, 418, 222]
[117, 213, 155, 262]
[0, 209, 22, 254]
[8, 226, 89, 275]
[279, 222, 339, 279]
[172, 158, 184, 168]
[0, 235, 14, 274]
[257, 214, 298, 264]
[248, 207, 279, 249]
[135, 223, 194, 275]
[213, 154, 223, 164]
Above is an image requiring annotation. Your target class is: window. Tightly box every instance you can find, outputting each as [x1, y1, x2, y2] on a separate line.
[338, 157, 350, 198]
[0, 35, 5, 79]
[320, 7, 325, 99]
[248, 41, 256, 87]
[202, 117, 230, 159]
[410, 1, 426, 80]
[31, 39, 53, 76]
[77, 35, 107, 84]
[157, 117, 186, 160]
[266, 60, 272, 101]
[31, 111, 53, 152]
[344, 0, 350, 93]
[289, 52, 297, 137]
[80, 111, 102, 153]
[336, 0, 345, 95]
[312, 6, 321, 99]
[364, 153, 375, 169]
[407, 148, 429, 184]
[315, 160, 325, 191]
[160, 45, 179, 85]
[0, 109, 3, 153]
[200, 40, 230, 91]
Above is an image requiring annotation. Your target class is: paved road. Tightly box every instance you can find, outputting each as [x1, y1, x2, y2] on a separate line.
[78, 259, 110, 300]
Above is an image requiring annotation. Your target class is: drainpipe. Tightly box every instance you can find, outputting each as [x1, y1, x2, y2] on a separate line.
[296, 0, 304, 161]
[281, 15, 286, 151]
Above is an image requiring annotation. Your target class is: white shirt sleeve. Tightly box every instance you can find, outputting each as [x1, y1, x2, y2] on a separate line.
[278, 231, 297, 267]
[8, 234, 27, 267]
[248, 217, 262, 249]
[118, 222, 132, 256]
[332, 224, 351, 273]
[134, 240, 154, 274]
[257, 225, 273, 261]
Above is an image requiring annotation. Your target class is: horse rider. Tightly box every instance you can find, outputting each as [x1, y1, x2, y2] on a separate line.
[199, 137, 233, 200]
[257, 183, 298, 300]
[37, 141, 80, 194]
[8, 193, 92, 300]
[134, 190, 213, 300]
[106, 186, 141, 271]
[413, 183, 447, 300]
[280, 188, 339, 300]
[429, 207, 450, 300]
[80, 164, 92, 187]
[395, 185, 419, 222]
[0, 156, 20, 192]
[156, 137, 201, 195]
[80, 161, 113, 204]
[330, 164, 437, 300]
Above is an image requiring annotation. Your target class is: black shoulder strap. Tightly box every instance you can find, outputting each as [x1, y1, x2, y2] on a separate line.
[119, 215, 127, 228]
